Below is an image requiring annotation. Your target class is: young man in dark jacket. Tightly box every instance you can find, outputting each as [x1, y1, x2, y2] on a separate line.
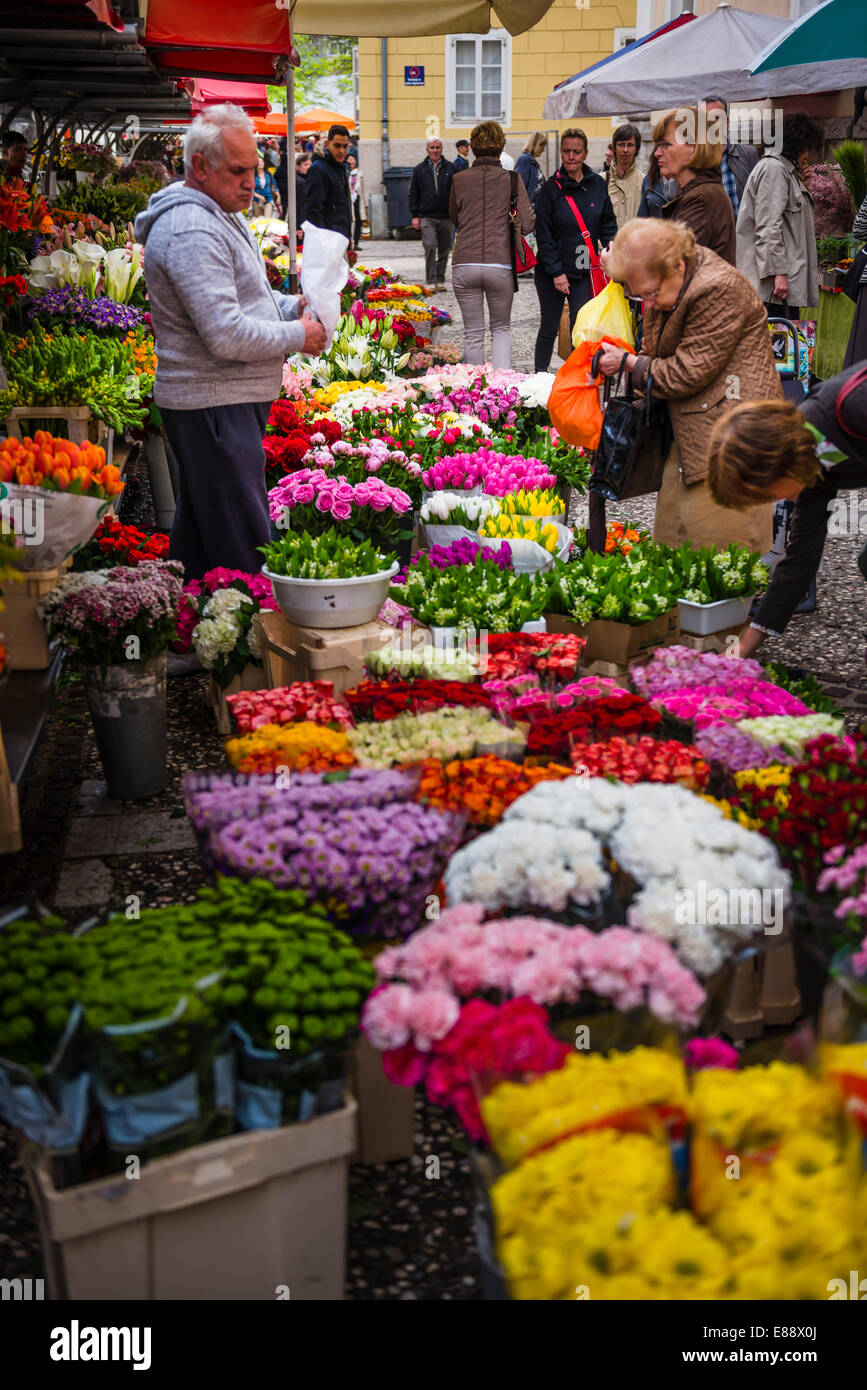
[707, 362, 867, 656]
[303, 124, 352, 240]
[532, 127, 617, 372]
[409, 138, 455, 288]
[453, 140, 470, 172]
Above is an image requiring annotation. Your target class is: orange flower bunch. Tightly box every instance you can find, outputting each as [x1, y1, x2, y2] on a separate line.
[604, 521, 644, 556]
[122, 330, 157, 376]
[417, 755, 573, 828]
[0, 431, 122, 497]
[225, 721, 356, 775]
[0, 178, 54, 236]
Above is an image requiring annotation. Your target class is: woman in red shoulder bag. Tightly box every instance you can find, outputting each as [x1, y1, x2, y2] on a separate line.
[533, 127, 618, 372]
[449, 120, 535, 369]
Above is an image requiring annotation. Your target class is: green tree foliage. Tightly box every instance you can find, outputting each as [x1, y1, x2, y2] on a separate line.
[268, 35, 355, 113]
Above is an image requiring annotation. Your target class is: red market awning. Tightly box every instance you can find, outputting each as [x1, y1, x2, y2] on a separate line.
[189, 80, 270, 117]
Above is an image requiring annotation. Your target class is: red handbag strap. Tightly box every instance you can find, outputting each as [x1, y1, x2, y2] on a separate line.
[555, 174, 601, 270]
[835, 364, 867, 440]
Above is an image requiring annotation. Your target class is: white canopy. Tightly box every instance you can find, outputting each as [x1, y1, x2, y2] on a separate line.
[543, 4, 854, 120]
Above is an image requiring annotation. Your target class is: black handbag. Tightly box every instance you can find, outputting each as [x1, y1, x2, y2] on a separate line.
[588, 350, 671, 503]
[842, 245, 867, 302]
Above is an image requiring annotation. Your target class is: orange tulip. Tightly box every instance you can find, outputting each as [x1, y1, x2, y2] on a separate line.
[53, 467, 70, 489]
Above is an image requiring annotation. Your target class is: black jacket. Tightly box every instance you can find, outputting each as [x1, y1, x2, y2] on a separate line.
[534, 165, 618, 281]
[295, 172, 308, 228]
[515, 152, 543, 206]
[638, 172, 678, 218]
[304, 151, 352, 239]
[409, 157, 455, 219]
[752, 362, 867, 635]
[453, 154, 469, 172]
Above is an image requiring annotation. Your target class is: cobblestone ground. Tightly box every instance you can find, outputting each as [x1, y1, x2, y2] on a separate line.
[0, 244, 864, 1299]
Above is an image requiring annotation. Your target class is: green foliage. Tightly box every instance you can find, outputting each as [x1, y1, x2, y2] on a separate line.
[0, 323, 152, 433]
[66, 179, 155, 226]
[815, 234, 853, 268]
[262, 526, 393, 579]
[833, 140, 867, 215]
[0, 880, 375, 1077]
[267, 35, 355, 113]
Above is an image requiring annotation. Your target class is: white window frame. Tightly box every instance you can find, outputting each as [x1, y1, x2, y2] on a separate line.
[445, 31, 511, 128]
[612, 27, 637, 52]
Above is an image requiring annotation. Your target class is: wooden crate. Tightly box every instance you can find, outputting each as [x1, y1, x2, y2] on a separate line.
[0, 723, 21, 854]
[1, 564, 67, 671]
[208, 665, 271, 737]
[4, 406, 114, 469]
[253, 611, 395, 696]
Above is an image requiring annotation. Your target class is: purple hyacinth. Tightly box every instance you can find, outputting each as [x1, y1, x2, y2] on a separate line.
[27, 286, 144, 334]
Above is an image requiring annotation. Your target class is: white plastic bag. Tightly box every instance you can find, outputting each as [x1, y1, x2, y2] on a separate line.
[0, 483, 114, 570]
[300, 221, 349, 348]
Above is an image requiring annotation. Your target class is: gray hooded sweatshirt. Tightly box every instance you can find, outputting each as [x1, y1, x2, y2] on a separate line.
[135, 183, 305, 410]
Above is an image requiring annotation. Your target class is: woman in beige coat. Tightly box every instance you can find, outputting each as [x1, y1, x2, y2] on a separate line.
[596, 218, 781, 552]
[449, 120, 534, 369]
[607, 123, 643, 229]
[736, 113, 822, 317]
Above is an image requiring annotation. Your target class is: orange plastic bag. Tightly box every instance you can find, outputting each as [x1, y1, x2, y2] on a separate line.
[548, 334, 634, 452]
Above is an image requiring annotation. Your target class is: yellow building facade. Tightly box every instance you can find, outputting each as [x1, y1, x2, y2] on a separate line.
[357, 0, 639, 192]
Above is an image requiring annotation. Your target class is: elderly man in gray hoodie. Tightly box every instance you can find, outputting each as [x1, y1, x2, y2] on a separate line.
[136, 104, 326, 580]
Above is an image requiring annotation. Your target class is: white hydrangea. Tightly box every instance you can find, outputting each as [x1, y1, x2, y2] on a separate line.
[203, 588, 254, 618]
[193, 613, 242, 667]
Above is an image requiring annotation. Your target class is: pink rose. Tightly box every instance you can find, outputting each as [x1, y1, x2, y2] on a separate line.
[294, 484, 315, 505]
[331, 499, 353, 520]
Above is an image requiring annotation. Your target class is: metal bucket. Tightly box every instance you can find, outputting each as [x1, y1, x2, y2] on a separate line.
[80, 653, 167, 800]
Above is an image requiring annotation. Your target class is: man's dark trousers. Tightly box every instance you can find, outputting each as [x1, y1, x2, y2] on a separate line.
[160, 400, 271, 581]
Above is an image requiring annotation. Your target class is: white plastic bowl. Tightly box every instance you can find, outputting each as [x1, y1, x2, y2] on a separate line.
[678, 595, 753, 635]
[262, 561, 400, 630]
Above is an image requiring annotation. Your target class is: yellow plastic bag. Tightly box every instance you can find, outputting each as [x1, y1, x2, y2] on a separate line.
[571, 280, 635, 350]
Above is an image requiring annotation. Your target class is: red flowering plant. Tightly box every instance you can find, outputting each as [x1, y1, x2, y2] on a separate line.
[344, 679, 494, 723]
[569, 736, 710, 789]
[483, 633, 586, 686]
[522, 694, 662, 758]
[262, 398, 342, 488]
[371, 996, 570, 1143]
[732, 733, 867, 892]
[225, 681, 354, 733]
[72, 516, 169, 571]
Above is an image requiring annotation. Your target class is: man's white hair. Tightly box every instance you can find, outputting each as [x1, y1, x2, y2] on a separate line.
[184, 104, 256, 174]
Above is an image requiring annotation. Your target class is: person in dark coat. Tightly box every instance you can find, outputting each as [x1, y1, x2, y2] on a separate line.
[638, 147, 678, 218]
[515, 132, 547, 206]
[409, 138, 455, 287]
[453, 140, 470, 172]
[707, 362, 867, 657]
[844, 192, 867, 367]
[295, 153, 311, 229]
[303, 124, 352, 240]
[532, 126, 617, 372]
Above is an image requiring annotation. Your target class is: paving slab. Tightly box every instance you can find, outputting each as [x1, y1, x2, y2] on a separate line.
[54, 857, 113, 910]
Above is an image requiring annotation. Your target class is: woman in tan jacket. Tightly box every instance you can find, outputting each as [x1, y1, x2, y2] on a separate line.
[596, 218, 781, 552]
[449, 120, 534, 369]
[655, 107, 736, 265]
[607, 123, 643, 229]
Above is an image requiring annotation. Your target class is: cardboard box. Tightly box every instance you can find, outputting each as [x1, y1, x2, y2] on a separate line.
[208, 665, 270, 737]
[1, 565, 66, 671]
[350, 1035, 415, 1165]
[678, 624, 749, 656]
[253, 611, 398, 696]
[584, 608, 680, 666]
[21, 1097, 358, 1300]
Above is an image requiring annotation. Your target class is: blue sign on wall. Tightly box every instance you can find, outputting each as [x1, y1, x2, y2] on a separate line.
[404, 65, 425, 85]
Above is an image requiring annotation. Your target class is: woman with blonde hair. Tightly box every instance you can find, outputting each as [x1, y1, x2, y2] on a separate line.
[449, 120, 534, 369]
[653, 107, 735, 263]
[516, 132, 547, 206]
[595, 217, 781, 551]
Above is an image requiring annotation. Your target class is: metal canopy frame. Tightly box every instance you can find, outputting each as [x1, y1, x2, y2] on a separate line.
[0, 8, 192, 162]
